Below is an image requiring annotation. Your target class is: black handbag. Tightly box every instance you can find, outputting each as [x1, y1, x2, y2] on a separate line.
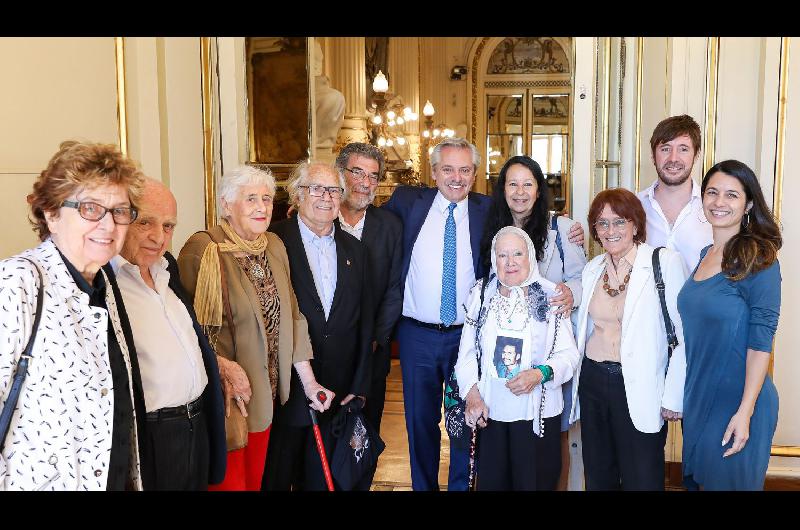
[329, 398, 385, 490]
[652, 247, 679, 366]
[0, 258, 45, 451]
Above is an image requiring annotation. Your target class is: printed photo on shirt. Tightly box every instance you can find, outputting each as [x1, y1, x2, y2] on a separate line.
[493, 335, 524, 379]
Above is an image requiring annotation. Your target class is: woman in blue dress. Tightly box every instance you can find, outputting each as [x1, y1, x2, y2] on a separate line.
[678, 160, 782, 490]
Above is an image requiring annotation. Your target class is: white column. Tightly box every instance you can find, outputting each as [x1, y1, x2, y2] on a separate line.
[329, 37, 369, 145]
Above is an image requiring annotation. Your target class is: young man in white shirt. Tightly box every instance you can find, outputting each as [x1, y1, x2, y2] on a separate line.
[637, 115, 712, 272]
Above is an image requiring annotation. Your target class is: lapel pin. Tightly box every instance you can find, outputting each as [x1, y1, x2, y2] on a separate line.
[346, 259, 351, 266]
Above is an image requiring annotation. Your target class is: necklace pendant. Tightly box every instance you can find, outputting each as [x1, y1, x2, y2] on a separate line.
[251, 262, 265, 280]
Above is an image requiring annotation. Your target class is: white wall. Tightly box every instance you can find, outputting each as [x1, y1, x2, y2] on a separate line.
[0, 37, 120, 258]
[123, 37, 206, 253]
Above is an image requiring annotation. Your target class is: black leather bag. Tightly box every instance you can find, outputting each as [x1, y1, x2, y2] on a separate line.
[0, 258, 44, 451]
[329, 399, 385, 490]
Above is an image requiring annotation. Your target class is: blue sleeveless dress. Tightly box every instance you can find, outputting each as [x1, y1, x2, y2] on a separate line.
[678, 245, 781, 490]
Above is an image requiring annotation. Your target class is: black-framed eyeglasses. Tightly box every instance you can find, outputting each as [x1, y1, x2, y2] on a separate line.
[344, 166, 381, 184]
[61, 200, 139, 225]
[299, 185, 344, 199]
[594, 218, 629, 232]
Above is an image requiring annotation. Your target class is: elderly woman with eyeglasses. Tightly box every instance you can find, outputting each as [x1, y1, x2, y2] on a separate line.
[178, 165, 332, 491]
[569, 188, 687, 490]
[0, 141, 146, 490]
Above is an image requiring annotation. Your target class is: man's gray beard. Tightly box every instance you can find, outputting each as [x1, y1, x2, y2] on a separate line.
[657, 167, 691, 187]
[343, 191, 374, 212]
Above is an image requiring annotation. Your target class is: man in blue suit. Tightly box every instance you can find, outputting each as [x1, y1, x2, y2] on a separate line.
[383, 137, 491, 490]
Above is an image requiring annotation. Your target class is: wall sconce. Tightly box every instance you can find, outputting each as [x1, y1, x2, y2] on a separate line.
[450, 65, 468, 80]
[420, 100, 455, 181]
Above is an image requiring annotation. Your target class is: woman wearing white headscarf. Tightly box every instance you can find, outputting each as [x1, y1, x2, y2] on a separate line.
[454, 226, 579, 490]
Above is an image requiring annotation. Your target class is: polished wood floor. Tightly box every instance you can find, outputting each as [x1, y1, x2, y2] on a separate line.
[371, 359, 451, 491]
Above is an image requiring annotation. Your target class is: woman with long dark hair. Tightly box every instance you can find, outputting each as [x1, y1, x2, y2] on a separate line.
[479, 155, 586, 489]
[678, 160, 782, 490]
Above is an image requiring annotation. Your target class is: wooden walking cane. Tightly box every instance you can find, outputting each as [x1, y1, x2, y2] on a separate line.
[309, 391, 335, 491]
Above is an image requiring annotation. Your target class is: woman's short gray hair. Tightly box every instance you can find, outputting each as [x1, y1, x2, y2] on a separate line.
[217, 165, 276, 217]
[430, 137, 481, 170]
[287, 161, 345, 208]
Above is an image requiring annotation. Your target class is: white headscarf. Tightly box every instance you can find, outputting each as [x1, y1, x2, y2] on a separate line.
[490, 226, 548, 310]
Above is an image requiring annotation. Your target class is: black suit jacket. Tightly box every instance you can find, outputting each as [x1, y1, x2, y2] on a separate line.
[335, 205, 403, 348]
[269, 217, 372, 426]
[103, 255, 227, 486]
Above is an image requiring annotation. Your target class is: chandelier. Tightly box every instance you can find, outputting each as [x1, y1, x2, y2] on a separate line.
[368, 71, 418, 165]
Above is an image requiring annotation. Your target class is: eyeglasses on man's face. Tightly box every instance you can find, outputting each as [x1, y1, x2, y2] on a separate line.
[344, 166, 380, 184]
[437, 166, 474, 178]
[299, 184, 344, 199]
[61, 200, 138, 225]
[594, 218, 630, 232]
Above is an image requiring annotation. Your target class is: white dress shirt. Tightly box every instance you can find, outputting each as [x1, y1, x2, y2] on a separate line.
[338, 210, 366, 241]
[403, 191, 475, 325]
[638, 179, 713, 272]
[110, 255, 208, 413]
[298, 215, 338, 320]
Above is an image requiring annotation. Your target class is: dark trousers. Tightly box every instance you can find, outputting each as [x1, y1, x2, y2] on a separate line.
[357, 343, 392, 491]
[579, 357, 668, 491]
[397, 318, 470, 491]
[476, 417, 561, 491]
[262, 400, 305, 491]
[140, 408, 210, 490]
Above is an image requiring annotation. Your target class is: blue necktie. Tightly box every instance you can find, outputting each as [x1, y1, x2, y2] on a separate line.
[440, 202, 457, 326]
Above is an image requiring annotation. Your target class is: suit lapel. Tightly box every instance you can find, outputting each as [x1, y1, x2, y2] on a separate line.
[285, 217, 324, 310]
[327, 228, 352, 321]
[620, 245, 652, 342]
[467, 193, 487, 276]
[408, 189, 435, 251]
[360, 206, 376, 245]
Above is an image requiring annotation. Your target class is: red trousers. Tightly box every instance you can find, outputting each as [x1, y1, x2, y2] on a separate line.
[208, 427, 271, 491]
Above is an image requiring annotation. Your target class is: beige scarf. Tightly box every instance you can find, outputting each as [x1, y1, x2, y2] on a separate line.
[194, 219, 269, 327]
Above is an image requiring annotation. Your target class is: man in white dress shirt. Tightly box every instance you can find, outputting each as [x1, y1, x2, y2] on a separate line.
[111, 179, 225, 490]
[637, 115, 713, 271]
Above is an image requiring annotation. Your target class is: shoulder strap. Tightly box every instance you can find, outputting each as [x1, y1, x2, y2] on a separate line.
[475, 273, 495, 380]
[652, 247, 678, 359]
[551, 213, 565, 274]
[0, 258, 45, 451]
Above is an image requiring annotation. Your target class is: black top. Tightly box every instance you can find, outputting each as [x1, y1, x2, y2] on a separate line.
[59, 251, 132, 491]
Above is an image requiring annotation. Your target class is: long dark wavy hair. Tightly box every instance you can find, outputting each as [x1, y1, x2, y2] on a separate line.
[480, 156, 550, 271]
[701, 160, 782, 281]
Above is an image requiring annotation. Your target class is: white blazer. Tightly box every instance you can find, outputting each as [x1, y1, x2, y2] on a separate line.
[569, 243, 688, 433]
[539, 213, 587, 309]
[0, 239, 142, 491]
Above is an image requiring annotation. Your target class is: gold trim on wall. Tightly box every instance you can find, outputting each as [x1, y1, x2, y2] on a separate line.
[470, 37, 490, 145]
[601, 37, 612, 191]
[703, 37, 720, 175]
[774, 37, 789, 222]
[114, 37, 128, 157]
[635, 37, 644, 193]
[200, 37, 216, 229]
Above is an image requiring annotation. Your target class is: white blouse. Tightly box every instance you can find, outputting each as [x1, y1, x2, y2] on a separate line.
[454, 276, 579, 435]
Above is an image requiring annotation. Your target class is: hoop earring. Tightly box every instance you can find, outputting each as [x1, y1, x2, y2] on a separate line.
[742, 212, 750, 229]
